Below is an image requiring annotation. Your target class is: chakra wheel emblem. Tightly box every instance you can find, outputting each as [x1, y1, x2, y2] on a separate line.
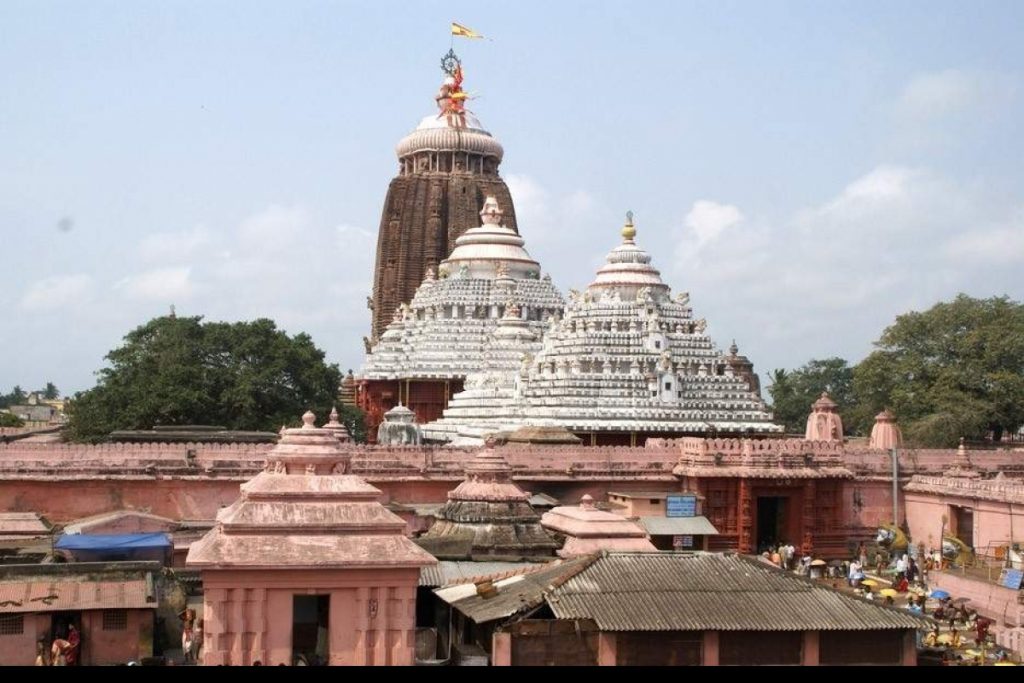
[441, 49, 462, 76]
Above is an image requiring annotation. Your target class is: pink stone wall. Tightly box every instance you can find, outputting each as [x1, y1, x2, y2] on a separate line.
[0, 610, 150, 666]
[0, 441, 1018, 541]
[0, 479, 243, 522]
[201, 568, 420, 666]
[81, 608, 151, 665]
[905, 491, 1022, 554]
[0, 612, 49, 666]
[75, 515, 175, 535]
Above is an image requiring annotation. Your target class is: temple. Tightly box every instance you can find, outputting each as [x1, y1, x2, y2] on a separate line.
[359, 196, 564, 440]
[415, 438, 559, 561]
[541, 495, 657, 558]
[369, 53, 519, 341]
[186, 411, 435, 665]
[424, 214, 781, 445]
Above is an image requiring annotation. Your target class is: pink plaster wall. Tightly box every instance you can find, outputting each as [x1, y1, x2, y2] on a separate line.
[76, 515, 175, 534]
[0, 610, 150, 666]
[607, 495, 668, 517]
[492, 632, 511, 666]
[906, 491, 1023, 553]
[0, 613, 49, 666]
[0, 479, 245, 522]
[201, 568, 420, 666]
[1, 441, 1018, 541]
[81, 609, 151, 665]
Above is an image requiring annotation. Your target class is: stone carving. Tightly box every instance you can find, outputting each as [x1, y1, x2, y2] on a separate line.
[420, 215, 782, 442]
[659, 351, 672, 372]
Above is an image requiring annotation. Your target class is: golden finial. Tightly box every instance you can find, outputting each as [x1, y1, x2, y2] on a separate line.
[621, 210, 636, 242]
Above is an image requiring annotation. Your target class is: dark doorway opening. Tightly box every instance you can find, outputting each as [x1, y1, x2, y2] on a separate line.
[756, 497, 787, 552]
[292, 595, 329, 666]
[50, 611, 82, 666]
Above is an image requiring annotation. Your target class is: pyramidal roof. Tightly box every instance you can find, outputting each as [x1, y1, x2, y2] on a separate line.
[415, 439, 559, 561]
[541, 495, 657, 558]
[424, 214, 783, 442]
[360, 197, 564, 381]
[186, 411, 436, 570]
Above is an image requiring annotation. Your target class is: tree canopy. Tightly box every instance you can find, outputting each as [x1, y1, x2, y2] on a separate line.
[852, 294, 1024, 446]
[336, 404, 368, 444]
[66, 315, 342, 442]
[769, 295, 1024, 446]
[767, 358, 854, 433]
[0, 383, 59, 408]
[0, 412, 24, 428]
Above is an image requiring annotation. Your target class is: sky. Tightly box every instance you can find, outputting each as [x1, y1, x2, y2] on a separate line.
[2, 1, 1022, 396]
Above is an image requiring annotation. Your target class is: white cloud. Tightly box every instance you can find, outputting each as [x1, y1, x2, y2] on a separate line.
[669, 165, 1023, 376]
[896, 69, 1016, 121]
[138, 226, 211, 262]
[942, 208, 1024, 265]
[20, 274, 95, 310]
[115, 267, 194, 302]
[684, 200, 744, 246]
[237, 205, 310, 251]
[504, 173, 549, 227]
[498, 173, 614, 293]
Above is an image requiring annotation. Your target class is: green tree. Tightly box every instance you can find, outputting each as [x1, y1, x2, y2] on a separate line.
[41, 382, 59, 400]
[0, 385, 27, 409]
[767, 358, 854, 433]
[0, 412, 24, 428]
[66, 315, 342, 442]
[852, 294, 1024, 446]
[337, 404, 368, 444]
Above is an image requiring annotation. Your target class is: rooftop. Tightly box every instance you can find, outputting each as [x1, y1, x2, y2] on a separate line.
[437, 552, 933, 632]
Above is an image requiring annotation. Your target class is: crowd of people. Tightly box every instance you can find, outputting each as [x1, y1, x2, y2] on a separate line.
[760, 537, 1014, 665]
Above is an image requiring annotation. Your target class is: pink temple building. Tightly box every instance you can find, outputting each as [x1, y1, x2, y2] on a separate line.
[186, 411, 435, 666]
[541, 495, 657, 557]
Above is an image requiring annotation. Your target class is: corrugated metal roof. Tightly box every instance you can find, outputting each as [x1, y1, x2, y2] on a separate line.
[0, 576, 154, 614]
[639, 516, 719, 536]
[548, 553, 932, 632]
[435, 557, 593, 624]
[419, 560, 542, 587]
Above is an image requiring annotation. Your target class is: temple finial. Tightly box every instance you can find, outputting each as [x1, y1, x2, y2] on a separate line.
[622, 210, 636, 242]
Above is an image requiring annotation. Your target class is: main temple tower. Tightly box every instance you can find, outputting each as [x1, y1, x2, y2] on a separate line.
[369, 52, 518, 341]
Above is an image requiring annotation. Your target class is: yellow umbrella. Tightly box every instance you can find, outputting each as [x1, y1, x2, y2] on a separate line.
[994, 662, 1016, 666]
[861, 579, 879, 587]
[879, 588, 898, 597]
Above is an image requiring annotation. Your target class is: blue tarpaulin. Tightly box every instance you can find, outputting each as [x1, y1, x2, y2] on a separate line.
[55, 532, 172, 562]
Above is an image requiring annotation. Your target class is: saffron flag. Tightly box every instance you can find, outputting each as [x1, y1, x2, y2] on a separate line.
[451, 22, 484, 39]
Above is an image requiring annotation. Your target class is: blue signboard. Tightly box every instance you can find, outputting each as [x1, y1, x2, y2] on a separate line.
[1000, 568, 1023, 590]
[666, 495, 697, 518]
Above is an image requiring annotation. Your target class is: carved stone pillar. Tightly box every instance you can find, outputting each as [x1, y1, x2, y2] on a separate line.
[802, 480, 816, 557]
[738, 479, 753, 553]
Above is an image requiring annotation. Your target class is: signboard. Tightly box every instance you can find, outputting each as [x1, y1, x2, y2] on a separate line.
[673, 535, 694, 549]
[999, 568, 1024, 590]
[666, 494, 697, 518]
